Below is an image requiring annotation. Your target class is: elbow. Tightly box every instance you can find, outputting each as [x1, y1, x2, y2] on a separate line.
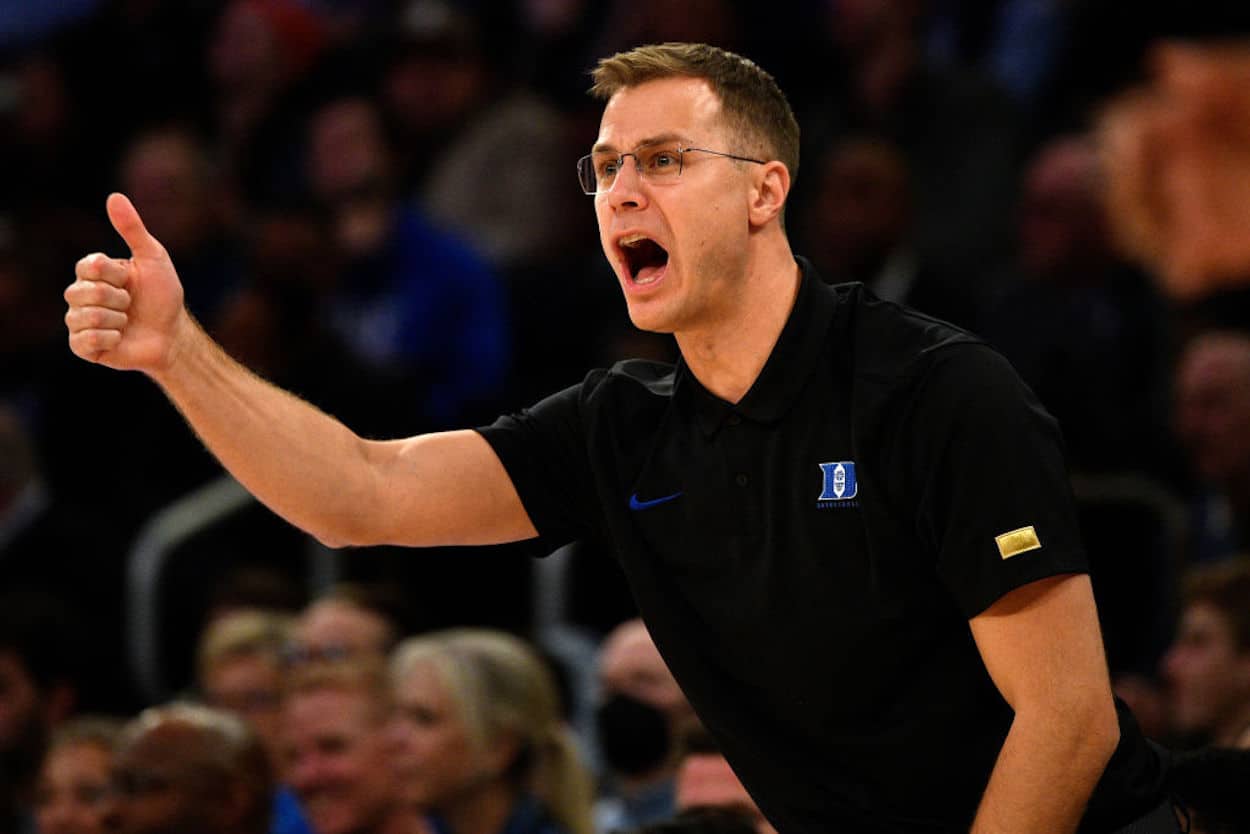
[1059, 690, 1121, 769]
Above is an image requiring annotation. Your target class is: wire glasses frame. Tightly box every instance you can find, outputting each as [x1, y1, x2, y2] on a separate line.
[577, 145, 768, 195]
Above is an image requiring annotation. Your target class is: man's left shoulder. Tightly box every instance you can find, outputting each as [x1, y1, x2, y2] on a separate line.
[832, 281, 991, 383]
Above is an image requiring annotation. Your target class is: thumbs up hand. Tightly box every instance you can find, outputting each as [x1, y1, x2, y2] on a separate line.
[64, 193, 190, 375]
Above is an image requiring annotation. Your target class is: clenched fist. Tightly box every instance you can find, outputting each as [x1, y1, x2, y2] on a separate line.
[65, 193, 189, 375]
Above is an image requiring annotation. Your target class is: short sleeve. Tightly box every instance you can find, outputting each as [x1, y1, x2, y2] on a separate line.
[896, 345, 1089, 616]
[476, 379, 603, 555]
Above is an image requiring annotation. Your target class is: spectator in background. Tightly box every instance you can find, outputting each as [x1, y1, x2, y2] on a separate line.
[982, 135, 1173, 475]
[281, 659, 423, 834]
[286, 584, 405, 668]
[1161, 559, 1250, 749]
[388, 629, 593, 834]
[107, 703, 273, 834]
[32, 718, 120, 834]
[197, 610, 314, 834]
[1174, 331, 1250, 563]
[198, 611, 292, 767]
[801, 136, 981, 330]
[0, 591, 82, 834]
[205, 0, 328, 205]
[593, 620, 696, 834]
[304, 93, 509, 427]
[118, 125, 244, 323]
[801, 0, 1023, 280]
[673, 728, 775, 834]
[382, 0, 574, 269]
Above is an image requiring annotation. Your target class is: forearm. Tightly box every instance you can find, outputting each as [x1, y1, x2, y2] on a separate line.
[970, 704, 1118, 834]
[152, 314, 381, 547]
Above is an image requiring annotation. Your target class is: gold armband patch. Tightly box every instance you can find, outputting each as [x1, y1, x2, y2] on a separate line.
[995, 526, 1041, 560]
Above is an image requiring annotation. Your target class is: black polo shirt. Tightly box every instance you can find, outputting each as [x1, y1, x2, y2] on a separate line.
[478, 259, 1165, 834]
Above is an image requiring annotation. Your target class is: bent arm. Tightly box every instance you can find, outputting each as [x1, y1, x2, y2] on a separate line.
[155, 317, 537, 548]
[968, 574, 1120, 834]
[68, 194, 537, 550]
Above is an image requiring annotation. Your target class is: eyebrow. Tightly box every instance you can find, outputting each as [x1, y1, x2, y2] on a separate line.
[590, 132, 689, 155]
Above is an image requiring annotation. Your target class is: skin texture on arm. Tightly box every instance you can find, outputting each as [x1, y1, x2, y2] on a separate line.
[968, 574, 1120, 834]
[64, 194, 537, 548]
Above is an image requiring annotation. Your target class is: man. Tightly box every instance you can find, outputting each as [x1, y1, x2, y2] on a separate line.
[285, 585, 403, 668]
[0, 590, 80, 834]
[66, 42, 1168, 833]
[1161, 560, 1250, 749]
[595, 619, 697, 832]
[1174, 331, 1250, 563]
[674, 727, 776, 834]
[280, 660, 421, 834]
[106, 703, 272, 834]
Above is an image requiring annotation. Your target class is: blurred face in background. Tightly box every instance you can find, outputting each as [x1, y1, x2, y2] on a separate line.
[1175, 334, 1250, 486]
[203, 653, 284, 765]
[34, 741, 113, 834]
[1162, 602, 1250, 742]
[282, 688, 397, 834]
[107, 722, 227, 834]
[676, 753, 777, 834]
[289, 600, 393, 667]
[388, 661, 486, 811]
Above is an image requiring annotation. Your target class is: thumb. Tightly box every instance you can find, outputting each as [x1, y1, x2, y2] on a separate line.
[106, 192, 164, 258]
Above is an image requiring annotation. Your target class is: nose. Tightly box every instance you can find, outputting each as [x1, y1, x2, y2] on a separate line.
[603, 159, 648, 211]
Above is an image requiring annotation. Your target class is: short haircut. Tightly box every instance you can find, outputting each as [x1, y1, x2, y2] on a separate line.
[47, 716, 124, 756]
[589, 42, 800, 183]
[121, 703, 273, 834]
[197, 610, 292, 684]
[1182, 558, 1250, 652]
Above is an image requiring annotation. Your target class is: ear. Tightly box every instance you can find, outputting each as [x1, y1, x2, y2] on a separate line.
[747, 160, 791, 228]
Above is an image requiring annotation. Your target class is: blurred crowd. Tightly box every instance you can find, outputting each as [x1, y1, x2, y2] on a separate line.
[4, 0, 1250, 832]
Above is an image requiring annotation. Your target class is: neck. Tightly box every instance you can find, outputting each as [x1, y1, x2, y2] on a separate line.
[675, 238, 801, 404]
[439, 781, 519, 834]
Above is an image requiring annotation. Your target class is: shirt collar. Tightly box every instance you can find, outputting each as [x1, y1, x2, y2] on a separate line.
[676, 256, 836, 435]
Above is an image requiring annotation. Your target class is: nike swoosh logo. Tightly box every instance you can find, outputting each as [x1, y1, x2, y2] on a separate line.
[628, 491, 684, 511]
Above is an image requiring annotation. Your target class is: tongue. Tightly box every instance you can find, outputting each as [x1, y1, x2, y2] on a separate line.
[635, 262, 665, 283]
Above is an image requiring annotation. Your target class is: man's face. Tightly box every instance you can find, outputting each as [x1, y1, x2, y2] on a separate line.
[203, 654, 284, 764]
[34, 741, 113, 834]
[676, 753, 777, 834]
[1175, 335, 1250, 485]
[598, 620, 690, 722]
[1162, 602, 1250, 739]
[282, 689, 396, 834]
[107, 724, 224, 834]
[289, 601, 392, 666]
[593, 77, 757, 335]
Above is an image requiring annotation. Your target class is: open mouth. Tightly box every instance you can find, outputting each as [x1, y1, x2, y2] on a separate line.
[620, 234, 670, 285]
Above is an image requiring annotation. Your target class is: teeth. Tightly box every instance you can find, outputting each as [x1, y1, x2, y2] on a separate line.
[620, 234, 648, 247]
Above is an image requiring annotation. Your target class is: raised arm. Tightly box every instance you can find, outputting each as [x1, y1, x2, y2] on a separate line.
[64, 194, 537, 548]
[967, 574, 1120, 834]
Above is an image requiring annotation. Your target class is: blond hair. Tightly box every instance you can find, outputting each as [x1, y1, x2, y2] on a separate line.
[392, 630, 593, 834]
[196, 610, 292, 685]
[590, 42, 800, 182]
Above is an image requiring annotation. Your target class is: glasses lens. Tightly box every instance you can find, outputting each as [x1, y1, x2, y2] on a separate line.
[641, 147, 682, 179]
[576, 155, 597, 194]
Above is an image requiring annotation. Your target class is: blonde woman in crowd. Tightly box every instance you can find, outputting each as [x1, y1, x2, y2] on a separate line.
[389, 630, 593, 834]
[197, 610, 314, 834]
[33, 718, 121, 834]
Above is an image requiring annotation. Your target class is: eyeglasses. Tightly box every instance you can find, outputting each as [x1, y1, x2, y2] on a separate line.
[577, 145, 767, 195]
